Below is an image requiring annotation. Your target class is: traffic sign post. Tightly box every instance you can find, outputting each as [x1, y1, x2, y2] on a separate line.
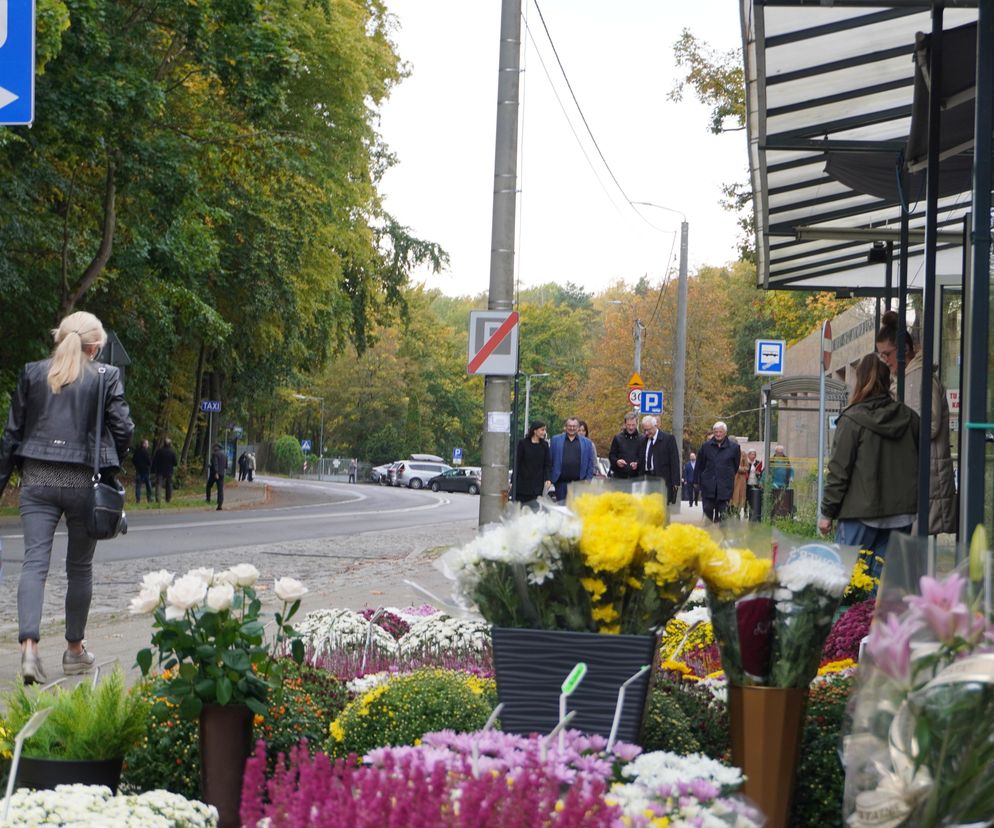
[0, 0, 35, 125]
[467, 311, 519, 375]
[301, 439, 312, 453]
[200, 400, 222, 413]
[640, 391, 664, 415]
[754, 339, 786, 376]
[452, 447, 463, 465]
[627, 388, 642, 407]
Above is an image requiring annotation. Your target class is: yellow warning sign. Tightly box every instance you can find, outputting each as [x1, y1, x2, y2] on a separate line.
[628, 372, 644, 388]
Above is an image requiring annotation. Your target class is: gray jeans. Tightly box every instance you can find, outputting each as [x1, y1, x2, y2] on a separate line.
[18, 485, 97, 644]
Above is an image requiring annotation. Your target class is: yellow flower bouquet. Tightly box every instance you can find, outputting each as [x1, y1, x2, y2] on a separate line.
[442, 484, 702, 635]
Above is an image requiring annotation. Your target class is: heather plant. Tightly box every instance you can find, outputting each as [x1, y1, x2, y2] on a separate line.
[821, 598, 874, 664]
[790, 674, 854, 828]
[326, 669, 496, 758]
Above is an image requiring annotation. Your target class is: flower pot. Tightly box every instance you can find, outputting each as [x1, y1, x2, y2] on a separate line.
[199, 703, 254, 828]
[729, 685, 808, 828]
[491, 627, 657, 742]
[15, 755, 123, 792]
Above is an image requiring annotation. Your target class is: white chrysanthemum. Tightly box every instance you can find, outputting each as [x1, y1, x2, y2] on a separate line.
[296, 608, 398, 658]
[676, 605, 711, 627]
[621, 750, 744, 791]
[776, 557, 848, 597]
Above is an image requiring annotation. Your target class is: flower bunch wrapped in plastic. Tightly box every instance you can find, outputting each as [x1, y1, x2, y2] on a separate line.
[441, 487, 705, 634]
[844, 570, 994, 828]
[700, 536, 852, 686]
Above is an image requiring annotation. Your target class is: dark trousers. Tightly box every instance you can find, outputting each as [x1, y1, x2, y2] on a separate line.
[155, 474, 173, 503]
[836, 520, 911, 581]
[206, 475, 224, 508]
[702, 497, 729, 523]
[135, 471, 152, 503]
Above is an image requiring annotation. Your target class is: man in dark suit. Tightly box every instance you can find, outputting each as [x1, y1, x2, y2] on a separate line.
[637, 415, 681, 504]
[695, 421, 741, 522]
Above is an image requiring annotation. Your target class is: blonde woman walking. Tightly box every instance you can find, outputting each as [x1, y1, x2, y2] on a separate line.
[0, 312, 134, 683]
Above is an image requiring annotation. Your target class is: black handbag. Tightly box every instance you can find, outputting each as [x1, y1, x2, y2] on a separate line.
[84, 366, 127, 540]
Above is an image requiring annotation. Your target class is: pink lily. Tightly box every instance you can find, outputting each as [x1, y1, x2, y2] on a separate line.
[904, 574, 985, 644]
[866, 612, 921, 684]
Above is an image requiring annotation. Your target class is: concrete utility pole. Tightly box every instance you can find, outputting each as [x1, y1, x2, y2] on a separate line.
[670, 221, 689, 514]
[479, 0, 522, 527]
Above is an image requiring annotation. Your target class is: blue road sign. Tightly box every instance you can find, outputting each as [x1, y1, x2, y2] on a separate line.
[200, 399, 222, 413]
[300, 439, 312, 452]
[640, 390, 664, 415]
[452, 447, 463, 464]
[0, 0, 35, 125]
[755, 339, 786, 376]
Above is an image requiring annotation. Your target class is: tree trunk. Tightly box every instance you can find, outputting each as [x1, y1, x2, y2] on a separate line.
[181, 341, 206, 466]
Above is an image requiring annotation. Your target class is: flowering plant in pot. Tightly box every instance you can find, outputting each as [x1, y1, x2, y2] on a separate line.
[132, 565, 307, 719]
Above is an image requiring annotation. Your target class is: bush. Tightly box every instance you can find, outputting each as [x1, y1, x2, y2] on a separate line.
[641, 676, 729, 760]
[326, 669, 496, 759]
[639, 685, 700, 755]
[121, 694, 200, 798]
[273, 435, 305, 474]
[790, 674, 854, 828]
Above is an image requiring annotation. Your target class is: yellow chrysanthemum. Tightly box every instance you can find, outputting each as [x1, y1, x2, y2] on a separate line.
[580, 577, 608, 601]
[659, 618, 714, 661]
[600, 623, 621, 634]
[699, 546, 773, 597]
[329, 720, 345, 742]
[661, 659, 692, 675]
[591, 603, 620, 623]
[580, 516, 642, 572]
[818, 658, 856, 676]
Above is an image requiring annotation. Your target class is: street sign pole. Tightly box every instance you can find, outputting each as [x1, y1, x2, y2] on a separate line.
[0, 0, 35, 126]
[816, 321, 832, 525]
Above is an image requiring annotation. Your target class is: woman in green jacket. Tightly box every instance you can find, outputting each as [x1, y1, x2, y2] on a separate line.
[818, 353, 920, 579]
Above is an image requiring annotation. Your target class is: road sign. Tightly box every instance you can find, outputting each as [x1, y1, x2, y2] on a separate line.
[0, 0, 35, 125]
[754, 339, 786, 376]
[821, 320, 833, 371]
[829, 414, 839, 430]
[452, 447, 463, 465]
[301, 439, 312, 452]
[200, 400, 222, 413]
[627, 388, 642, 407]
[628, 372, 644, 388]
[640, 390, 664, 414]
[467, 311, 519, 375]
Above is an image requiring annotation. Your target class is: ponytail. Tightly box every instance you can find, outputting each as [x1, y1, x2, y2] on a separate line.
[48, 311, 107, 393]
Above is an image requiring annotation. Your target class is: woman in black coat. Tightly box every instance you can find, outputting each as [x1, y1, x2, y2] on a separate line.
[513, 420, 552, 505]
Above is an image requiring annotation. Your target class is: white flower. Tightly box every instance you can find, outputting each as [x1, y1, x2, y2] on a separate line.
[228, 563, 260, 587]
[621, 750, 744, 791]
[206, 583, 235, 612]
[128, 585, 162, 615]
[275, 577, 307, 602]
[166, 573, 208, 611]
[141, 570, 174, 595]
[187, 567, 215, 587]
[776, 557, 848, 597]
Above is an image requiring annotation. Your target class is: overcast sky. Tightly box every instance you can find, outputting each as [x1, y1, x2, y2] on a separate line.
[378, 1, 746, 298]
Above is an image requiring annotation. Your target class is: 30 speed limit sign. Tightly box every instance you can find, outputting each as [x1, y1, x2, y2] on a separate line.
[628, 388, 642, 406]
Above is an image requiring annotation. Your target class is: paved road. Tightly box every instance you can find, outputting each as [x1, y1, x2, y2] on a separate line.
[0, 477, 481, 685]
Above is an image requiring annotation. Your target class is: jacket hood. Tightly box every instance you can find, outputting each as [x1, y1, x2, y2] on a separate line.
[843, 394, 915, 439]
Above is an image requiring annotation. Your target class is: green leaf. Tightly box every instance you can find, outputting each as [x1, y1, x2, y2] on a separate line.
[179, 695, 203, 721]
[240, 620, 264, 637]
[245, 696, 267, 717]
[222, 649, 251, 672]
[136, 648, 152, 674]
[216, 677, 233, 705]
[291, 638, 305, 664]
[195, 679, 216, 698]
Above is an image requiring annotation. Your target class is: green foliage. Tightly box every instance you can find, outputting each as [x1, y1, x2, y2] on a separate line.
[668, 28, 745, 135]
[326, 669, 496, 758]
[272, 435, 306, 475]
[1, 668, 149, 761]
[790, 675, 854, 828]
[641, 677, 729, 760]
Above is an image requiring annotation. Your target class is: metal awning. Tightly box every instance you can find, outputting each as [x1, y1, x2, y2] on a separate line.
[742, 1, 978, 290]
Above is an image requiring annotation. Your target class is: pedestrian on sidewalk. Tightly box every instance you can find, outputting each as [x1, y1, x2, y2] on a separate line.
[514, 420, 552, 506]
[0, 311, 134, 684]
[348, 457, 358, 484]
[237, 451, 249, 482]
[207, 443, 227, 510]
[637, 415, 681, 504]
[695, 421, 740, 523]
[132, 438, 153, 503]
[152, 437, 178, 503]
[247, 451, 256, 482]
[608, 411, 641, 479]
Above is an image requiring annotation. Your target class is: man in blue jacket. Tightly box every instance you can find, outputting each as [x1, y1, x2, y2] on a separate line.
[694, 421, 740, 522]
[549, 416, 595, 502]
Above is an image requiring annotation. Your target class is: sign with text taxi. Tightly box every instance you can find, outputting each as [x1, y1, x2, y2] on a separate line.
[0, 0, 35, 125]
[467, 311, 519, 376]
[754, 339, 786, 376]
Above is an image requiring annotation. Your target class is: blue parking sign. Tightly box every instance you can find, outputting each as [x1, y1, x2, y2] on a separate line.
[0, 0, 36, 125]
[452, 447, 463, 464]
[640, 390, 664, 414]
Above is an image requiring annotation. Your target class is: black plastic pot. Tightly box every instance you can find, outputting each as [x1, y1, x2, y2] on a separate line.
[16, 755, 124, 792]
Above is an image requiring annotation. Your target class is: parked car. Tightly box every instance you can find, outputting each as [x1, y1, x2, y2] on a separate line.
[428, 467, 482, 495]
[393, 459, 452, 489]
[370, 462, 399, 485]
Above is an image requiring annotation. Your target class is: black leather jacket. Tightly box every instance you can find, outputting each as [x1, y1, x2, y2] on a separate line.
[0, 359, 134, 494]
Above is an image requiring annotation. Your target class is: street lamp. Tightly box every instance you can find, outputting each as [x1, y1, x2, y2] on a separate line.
[607, 301, 646, 376]
[292, 393, 325, 475]
[522, 373, 550, 436]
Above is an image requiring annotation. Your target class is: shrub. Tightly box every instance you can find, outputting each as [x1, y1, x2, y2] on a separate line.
[641, 676, 729, 760]
[273, 435, 305, 474]
[790, 674, 854, 828]
[326, 669, 496, 758]
[121, 694, 200, 799]
[639, 686, 700, 755]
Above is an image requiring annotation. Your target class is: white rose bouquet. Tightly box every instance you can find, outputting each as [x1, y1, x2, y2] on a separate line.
[132, 565, 307, 719]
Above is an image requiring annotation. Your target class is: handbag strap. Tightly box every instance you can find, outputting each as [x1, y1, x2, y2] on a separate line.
[92, 366, 106, 483]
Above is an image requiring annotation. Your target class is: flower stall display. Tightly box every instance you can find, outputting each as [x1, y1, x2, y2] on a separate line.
[241, 727, 761, 828]
[1, 784, 217, 827]
[700, 535, 854, 828]
[396, 614, 492, 666]
[844, 571, 994, 828]
[441, 489, 707, 740]
[131, 565, 307, 828]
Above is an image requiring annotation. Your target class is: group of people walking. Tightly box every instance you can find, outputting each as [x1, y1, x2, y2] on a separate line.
[131, 436, 178, 503]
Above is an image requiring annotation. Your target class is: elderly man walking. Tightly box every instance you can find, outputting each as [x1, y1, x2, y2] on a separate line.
[637, 415, 681, 504]
[695, 421, 741, 523]
[549, 416, 595, 502]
